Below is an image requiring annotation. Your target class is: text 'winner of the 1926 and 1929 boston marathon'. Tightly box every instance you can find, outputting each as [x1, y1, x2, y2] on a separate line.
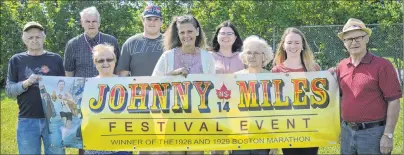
[39, 71, 340, 151]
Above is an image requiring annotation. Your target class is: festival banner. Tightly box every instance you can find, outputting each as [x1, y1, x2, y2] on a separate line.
[40, 71, 340, 151]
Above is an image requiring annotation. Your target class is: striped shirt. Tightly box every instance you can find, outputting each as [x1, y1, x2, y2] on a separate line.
[64, 32, 120, 77]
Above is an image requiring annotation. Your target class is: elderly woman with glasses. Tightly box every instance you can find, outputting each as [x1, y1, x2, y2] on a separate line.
[235, 35, 273, 74]
[92, 44, 118, 78]
[84, 43, 132, 155]
[232, 35, 277, 155]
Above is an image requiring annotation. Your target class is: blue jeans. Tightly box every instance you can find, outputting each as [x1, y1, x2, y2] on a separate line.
[17, 118, 65, 155]
[231, 149, 270, 155]
[341, 121, 385, 155]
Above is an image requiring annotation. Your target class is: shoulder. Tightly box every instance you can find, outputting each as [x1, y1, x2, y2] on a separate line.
[208, 50, 217, 55]
[123, 34, 143, 45]
[66, 34, 83, 45]
[9, 52, 27, 62]
[160, 49, 175, 58]
[338, 57, 350, 67]
[372, 54, 394, 66]
[44, 51, 63, 59]
[100, 32, 117, 40]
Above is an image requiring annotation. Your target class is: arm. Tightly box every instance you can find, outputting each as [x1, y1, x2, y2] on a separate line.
[5, 58, 32, 98]
[378, 60, 402, 153]
[378, 61, 402, 133]
[57, 55, 66, 76]
[113, 38, 120, 74]
[64, 40, 75, 77]
[116, 40, 132, 77]
[152, 53, 167, 76]
[384, 99, 400, 134]
[63, 91, 76, 104]
[5, 80, 26, 98]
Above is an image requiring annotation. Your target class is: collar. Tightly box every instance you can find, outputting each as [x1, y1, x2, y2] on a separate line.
[84, 32, 100, 40]
[215, 51, 239, 58]
[348, 52, 373, 65]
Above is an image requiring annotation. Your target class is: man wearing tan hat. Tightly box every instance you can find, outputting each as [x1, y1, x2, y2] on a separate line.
[5, 21, 65, 154]
[336, 18, 402, 154]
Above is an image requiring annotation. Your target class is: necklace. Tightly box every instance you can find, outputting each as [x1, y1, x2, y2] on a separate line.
[84, 33, 101, 53]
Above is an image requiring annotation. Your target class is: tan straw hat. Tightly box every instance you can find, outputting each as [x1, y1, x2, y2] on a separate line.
[338, 18, 372, 40]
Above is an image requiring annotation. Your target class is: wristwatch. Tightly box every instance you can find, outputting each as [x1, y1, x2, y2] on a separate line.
[383, 133, 393, 139]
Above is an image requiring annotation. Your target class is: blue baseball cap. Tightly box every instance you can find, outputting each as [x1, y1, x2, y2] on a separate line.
[143, 5, 162, 18]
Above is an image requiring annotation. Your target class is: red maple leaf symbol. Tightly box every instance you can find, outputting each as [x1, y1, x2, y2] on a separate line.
[216, 84, 231, 100]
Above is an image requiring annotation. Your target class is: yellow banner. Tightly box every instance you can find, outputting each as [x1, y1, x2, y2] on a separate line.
[81, 71, 340, 151]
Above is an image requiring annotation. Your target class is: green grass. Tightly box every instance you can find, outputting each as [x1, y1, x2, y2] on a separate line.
[1, 90, 403, 154]
[0, 90, 78, 154]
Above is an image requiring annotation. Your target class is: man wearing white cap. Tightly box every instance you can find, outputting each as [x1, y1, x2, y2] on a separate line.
[336, 18, 402, 155]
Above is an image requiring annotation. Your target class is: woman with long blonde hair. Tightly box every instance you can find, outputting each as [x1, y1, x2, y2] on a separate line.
[272, 27, 320, 72]
[271, 27, 320, 155]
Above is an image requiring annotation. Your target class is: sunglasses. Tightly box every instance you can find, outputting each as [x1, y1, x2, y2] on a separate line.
[96, 58, 114, 63]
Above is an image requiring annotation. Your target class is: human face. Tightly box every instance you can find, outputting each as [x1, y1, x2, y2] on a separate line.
[342, 30, 368, 55]
[57, 81, 65, 91]
[283, 32, 303, 58]
[243, 45, 264, 68]
[81, 13, 100, 37]
[217, 27, 236, 48]
[94, 52, 115, 77]
[177, 23, 199, 47]
[143, 16, 162, 36]
[23, 28, 45, 51]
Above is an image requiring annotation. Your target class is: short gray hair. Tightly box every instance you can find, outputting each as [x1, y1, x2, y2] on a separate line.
[239, 35, 274, 66]
[80, 6, 101, 23]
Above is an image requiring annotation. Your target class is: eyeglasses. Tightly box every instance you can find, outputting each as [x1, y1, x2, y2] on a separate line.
[96, 58, 114, 63]
[343, 35, 367, 43]
[246, 51, 263, 56]
[219, 32, 235, 36]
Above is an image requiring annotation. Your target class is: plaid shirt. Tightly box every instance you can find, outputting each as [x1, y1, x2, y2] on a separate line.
[64, 32, 120, 77]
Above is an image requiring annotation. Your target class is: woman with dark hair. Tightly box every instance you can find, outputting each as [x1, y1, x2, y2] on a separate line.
[152, 15, 215, 155]
[152, 15, 215, 77]
[210, 21, 245, 74]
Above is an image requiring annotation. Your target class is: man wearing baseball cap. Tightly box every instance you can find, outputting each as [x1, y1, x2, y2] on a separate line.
[5, 21, 65, 154]
[336, 18, 402, 154]
[116, 4, 164, 77]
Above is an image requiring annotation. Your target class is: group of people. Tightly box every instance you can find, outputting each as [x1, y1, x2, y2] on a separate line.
[5, 4, 401, 155]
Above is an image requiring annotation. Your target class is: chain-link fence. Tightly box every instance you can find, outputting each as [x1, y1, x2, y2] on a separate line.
[207, 24, 404, 86]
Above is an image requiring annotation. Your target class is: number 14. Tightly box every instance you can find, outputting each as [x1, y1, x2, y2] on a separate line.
[217, 102, 230, 112]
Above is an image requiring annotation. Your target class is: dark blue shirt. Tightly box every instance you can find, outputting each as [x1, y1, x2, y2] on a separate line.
[6, 51, 65, 118]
